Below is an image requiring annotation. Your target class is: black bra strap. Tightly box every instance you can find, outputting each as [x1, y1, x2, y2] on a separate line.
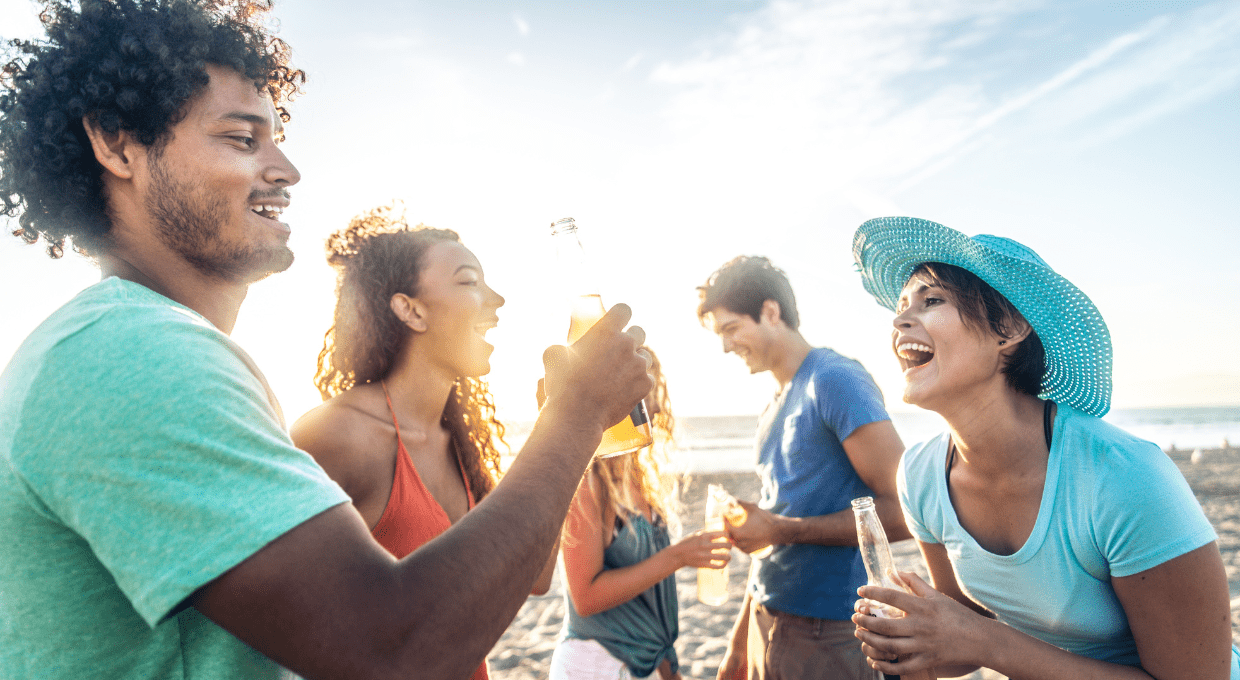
[947, 399, 1054, 482]
[1043, 399, 1054, 450]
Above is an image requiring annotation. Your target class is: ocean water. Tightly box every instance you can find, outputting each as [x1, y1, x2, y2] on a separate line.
[672, 405, 1240, 473]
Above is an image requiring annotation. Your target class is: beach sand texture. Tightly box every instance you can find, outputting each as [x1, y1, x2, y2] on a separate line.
[488, 447, 1240, 680]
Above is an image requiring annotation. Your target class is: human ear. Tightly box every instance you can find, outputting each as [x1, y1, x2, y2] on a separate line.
[760, 299, 782, 326]
[998, 317, 1033, 351]
[389, 293, 429, 333]
[81, 114, 140, 180]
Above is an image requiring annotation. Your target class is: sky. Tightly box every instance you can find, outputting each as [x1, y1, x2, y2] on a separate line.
[2, 0, 1238, 425]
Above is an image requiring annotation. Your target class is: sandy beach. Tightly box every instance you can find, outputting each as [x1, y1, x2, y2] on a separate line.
[487, 446, 1240, 680]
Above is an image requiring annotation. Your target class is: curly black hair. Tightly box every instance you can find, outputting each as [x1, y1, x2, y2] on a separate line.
[0, 0, 304, 258]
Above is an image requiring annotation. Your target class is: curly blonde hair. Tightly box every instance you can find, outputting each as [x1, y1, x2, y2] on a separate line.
[313, 203, 507, 500]
[585, 346, 683, 534]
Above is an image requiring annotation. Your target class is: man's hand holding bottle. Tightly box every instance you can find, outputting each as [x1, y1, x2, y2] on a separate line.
[540, 303, 652, 444]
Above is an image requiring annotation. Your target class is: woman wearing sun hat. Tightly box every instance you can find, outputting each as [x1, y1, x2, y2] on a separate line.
[849, 216, 1238, 679]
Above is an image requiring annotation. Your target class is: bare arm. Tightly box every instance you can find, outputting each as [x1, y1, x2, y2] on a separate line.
[716, 591, 751, 680]
[561, 474, 728, 618]
[855, 542, 1233, 680]
[532, 535, 560, 596]
[193, 305, 652, 680]
[726, 420, 908, 553]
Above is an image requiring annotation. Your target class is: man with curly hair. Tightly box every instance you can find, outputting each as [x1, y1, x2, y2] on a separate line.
[0, 2, 653, 678]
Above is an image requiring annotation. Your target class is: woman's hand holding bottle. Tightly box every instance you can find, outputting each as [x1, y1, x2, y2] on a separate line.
[666, 530, 731, 570]
[854, 571, 991, 679]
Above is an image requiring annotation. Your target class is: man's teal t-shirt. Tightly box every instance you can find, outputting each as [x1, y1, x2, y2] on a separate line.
[0, 278, 350, 679]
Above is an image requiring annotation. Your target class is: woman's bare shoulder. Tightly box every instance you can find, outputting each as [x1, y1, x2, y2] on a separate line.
[291, 389, 391, 482]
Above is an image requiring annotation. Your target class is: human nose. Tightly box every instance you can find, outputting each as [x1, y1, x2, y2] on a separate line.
[263, 145, 301, 187]
[893, 306, 913, 330]
[720, 335, 735, 354]
[487, 285, 505, 310]
[644, 394, 661, 416]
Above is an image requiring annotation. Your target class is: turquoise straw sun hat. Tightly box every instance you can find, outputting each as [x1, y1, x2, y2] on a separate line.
[852, 216, 1113, 417]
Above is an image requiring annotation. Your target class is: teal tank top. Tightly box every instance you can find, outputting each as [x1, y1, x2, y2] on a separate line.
[561, 513, 679, 677]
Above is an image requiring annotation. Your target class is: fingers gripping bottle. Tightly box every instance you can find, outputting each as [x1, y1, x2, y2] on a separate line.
[697, 484, 732, 605]
[852, 496, 935, 680]
[723, 501, 773, 559]
[549, 217, 652, 458]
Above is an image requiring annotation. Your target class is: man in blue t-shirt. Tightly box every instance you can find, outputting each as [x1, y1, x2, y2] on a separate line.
[696, 256, 909, 680]
[0, 3, 652, 678]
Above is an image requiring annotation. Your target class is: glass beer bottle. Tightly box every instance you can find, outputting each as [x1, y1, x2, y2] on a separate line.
[852, 496, 934, 680]
[697, 484, 732, 605]
[550, 217, 652, 458]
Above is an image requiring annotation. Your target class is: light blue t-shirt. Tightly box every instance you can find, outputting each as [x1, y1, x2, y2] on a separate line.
[0, 278, 350, 679]
[751, 348, 891, 620]
[899, 404, 1237, 674]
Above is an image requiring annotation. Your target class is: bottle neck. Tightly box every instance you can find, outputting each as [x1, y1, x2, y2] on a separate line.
[551, 221, 599, 298]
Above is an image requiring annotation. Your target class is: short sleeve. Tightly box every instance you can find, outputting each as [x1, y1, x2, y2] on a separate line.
[897, 438, 941, 545]
[1085, 435, 1216, 578]
[814, 356, 890, 443]
[8, 304, 349, 627]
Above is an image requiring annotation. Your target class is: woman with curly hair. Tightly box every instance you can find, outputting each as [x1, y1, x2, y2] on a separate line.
[550, 347, 731, 680]
[291, 204, 554, 680]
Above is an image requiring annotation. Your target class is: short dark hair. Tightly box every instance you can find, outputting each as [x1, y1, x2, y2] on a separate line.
[697, 255, 800, 330]
[0, 0, 304, 258]
[911, 262, 1046, 398]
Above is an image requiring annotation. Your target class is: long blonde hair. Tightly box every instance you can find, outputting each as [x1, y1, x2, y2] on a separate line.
[584, 346, 682, 535]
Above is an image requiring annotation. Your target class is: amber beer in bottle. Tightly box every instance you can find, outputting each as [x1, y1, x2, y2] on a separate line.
[697, 484, 732, 605]
[852, 496, 934, 680]
[550, 217, 652, 458]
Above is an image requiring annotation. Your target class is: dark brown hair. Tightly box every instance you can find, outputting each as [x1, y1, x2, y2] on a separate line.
[314, 204, 506, 500]
[697, 255, 799, 329]
[911, 262, 1046, 397]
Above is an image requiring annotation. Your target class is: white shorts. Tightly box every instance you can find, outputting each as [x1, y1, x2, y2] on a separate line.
[548, 638, 650, 680]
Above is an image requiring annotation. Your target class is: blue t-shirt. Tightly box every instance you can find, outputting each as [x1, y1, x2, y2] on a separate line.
[750, 348, 891, 620]
[900, 405, 1237, 675]
[0, 278, 350, 679]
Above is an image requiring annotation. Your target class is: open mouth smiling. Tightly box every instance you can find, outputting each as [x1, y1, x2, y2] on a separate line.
[250, 204, 284, 220]
[895, 342, 934, 371]
[474, 320, 498, 337]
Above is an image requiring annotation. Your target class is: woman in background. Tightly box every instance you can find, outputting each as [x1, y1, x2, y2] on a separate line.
[549, 348, 731, 680]
[292, 204, 554, 680]
[850, 216, 1237, 679]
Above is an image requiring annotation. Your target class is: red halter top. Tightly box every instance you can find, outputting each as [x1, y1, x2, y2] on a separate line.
[370, 383, 488, 680]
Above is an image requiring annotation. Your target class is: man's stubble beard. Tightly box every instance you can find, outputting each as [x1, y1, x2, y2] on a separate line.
[146, 152, 294, 284]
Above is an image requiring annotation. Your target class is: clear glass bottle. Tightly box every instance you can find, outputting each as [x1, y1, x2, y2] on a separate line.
[852, 496, 905, 618]
[853, 496, 934, 680]
[697, 484, 732, 605]
[549, 217, 652, 458]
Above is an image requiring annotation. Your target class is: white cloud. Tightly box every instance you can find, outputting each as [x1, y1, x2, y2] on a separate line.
[507, 51, 525, 66]
[647, 0, 1240, 204]
[512, 13, 530, 36]
[1039, 2, 1240, 147]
